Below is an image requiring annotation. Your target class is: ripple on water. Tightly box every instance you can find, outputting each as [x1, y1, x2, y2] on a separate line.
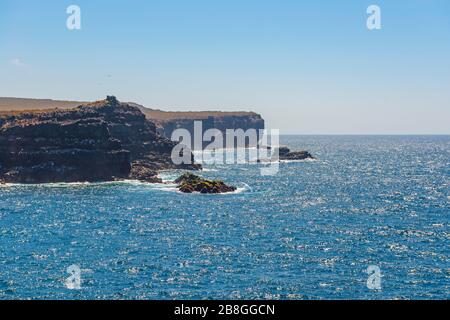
[0, 135, 449, 299]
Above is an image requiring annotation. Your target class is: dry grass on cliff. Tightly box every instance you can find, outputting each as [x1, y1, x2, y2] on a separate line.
[0, 97, 258, 120]
[140, 109, 258, 121]
[0, 98, 84, 113]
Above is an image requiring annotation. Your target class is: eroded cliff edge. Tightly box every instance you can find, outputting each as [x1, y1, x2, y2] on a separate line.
[0, 96, 199, 184]
[135, 107, 265, 148]
[1, 98, 265, 149]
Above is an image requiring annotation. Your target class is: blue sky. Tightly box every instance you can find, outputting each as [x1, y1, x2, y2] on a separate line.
[1, 0, 449, 134]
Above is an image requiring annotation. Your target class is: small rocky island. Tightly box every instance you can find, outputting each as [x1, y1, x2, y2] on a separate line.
[175, 173, 237, 194]
[257, 146, 315, 162]
[278, 146, 314, 161]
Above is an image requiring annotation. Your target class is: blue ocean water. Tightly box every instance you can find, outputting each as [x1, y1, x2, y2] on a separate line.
[0, 135, 449, 300]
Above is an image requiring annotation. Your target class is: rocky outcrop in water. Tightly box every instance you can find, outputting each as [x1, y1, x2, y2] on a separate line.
[175, 173, 237, 194]
[278, 146, 314, 161]
[0, 96, 200, 184]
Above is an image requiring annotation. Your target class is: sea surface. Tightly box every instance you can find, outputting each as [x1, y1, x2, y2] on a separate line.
[0, 135, 449, 300]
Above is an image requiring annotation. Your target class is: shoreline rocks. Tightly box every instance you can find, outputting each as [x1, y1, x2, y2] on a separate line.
[0, 96, 314, 187]
[175, 173, 237, 194]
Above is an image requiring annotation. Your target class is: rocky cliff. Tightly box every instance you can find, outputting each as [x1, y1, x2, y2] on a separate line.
[143, 112, 265, 149]
[1, 98, 266, 150]
[0, 96, 199, 184]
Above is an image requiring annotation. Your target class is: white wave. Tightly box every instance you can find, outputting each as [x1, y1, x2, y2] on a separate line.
[239, 182, 253, 192]
[157, 186, 179, 193]
[201, 168, 218, 172]
[1, 180, 247, 198]
[0, 181, 102, 188]
[0, 175, 249, 195]
[232, 187, 247, 194]
[279, 158, 318, 163]
[157, 171, 182, 183]
[0, 183, 16, 188]
[0, 179, 173, 189]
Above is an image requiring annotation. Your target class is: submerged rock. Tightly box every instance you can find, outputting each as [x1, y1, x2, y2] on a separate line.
[175, 173, 237, 194]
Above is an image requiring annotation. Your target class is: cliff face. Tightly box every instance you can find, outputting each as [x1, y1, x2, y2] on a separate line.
[0, 114, 130, 183]
[0, 98, 266, 149]
[212, 114, 265, 141]
[150, 114, 265, 149]
[0, 96, 199, 184]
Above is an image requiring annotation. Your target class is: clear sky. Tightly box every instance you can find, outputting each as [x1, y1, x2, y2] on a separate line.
[1, 0, 449, 134]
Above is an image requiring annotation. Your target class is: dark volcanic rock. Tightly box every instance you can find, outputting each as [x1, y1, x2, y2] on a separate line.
[0, 96, 200, 183]
[129, 160, 162, 183]
[278, 146, 314, 161]
[0, 117, 130, 183]
[153, 114, 265, 149]
[78, 96, 201, 175]
[175, 173, 237, 194]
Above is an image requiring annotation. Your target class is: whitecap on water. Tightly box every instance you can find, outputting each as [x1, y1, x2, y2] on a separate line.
[0, 181, 104, 189]
[388, 243, 409, 252]
[201, 168, 218, 172]
[279, 158, 319, 163]
[229, 187, 247, 194]
[156, 170, 182, 183]
[158, 186, 179, 193]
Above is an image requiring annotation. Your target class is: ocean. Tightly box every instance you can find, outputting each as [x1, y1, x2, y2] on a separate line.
[0, 135, 448, 299]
